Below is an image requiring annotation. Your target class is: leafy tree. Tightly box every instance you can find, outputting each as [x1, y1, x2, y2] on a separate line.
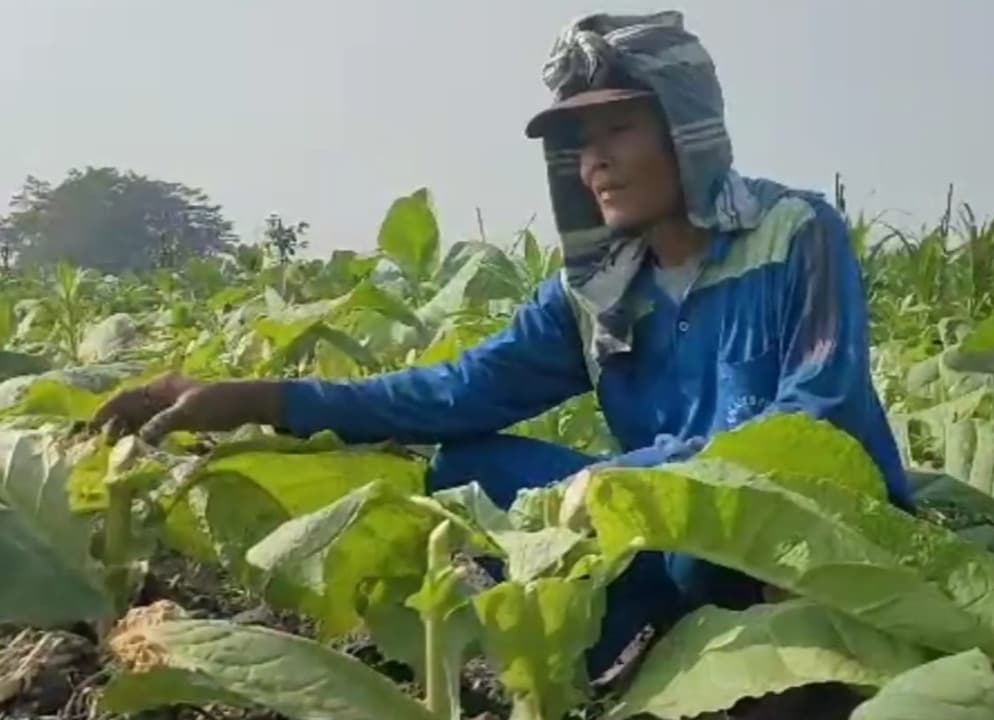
[263, 213, 310, 265]
[2, 167, 237, 273]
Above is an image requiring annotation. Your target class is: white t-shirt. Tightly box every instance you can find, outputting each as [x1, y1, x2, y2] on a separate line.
[652, 254, 702, 303]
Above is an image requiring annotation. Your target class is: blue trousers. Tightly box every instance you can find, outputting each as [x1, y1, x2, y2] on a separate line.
[427, 435, 764, 679]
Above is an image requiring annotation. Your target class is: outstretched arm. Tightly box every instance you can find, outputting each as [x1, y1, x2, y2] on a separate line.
[279, 276, 593, 444]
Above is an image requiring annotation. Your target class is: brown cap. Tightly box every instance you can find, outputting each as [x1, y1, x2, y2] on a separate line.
[524, 87, 655, 139]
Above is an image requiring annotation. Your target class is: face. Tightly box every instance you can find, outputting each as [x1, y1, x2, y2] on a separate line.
[574, 99, 684, 231]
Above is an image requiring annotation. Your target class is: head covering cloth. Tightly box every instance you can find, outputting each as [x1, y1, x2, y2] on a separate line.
[529, 11, 793, 361]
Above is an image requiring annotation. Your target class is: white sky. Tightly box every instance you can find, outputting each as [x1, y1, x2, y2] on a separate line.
[1, 1, 991, 254]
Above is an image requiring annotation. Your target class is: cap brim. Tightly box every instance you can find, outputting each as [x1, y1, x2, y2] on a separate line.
[525, 87, 655, 139]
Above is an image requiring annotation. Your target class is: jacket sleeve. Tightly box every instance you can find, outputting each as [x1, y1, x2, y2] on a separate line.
[764, 200, 875, 427]
[277, 276, 592, 444]
[755, 200, 913, 509]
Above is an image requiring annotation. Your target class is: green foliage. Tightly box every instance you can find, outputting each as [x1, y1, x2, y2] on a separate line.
[608, 600, 929, 720]
[244, 480, 437, 637]
[0, 430, 112, 625]
[101, 609, 435, 720]
[472, 578, 605, 720]
[262, 213, 310, 265]
[849, 649, 994, 719]
[586, 457, 994, 657]
[1, 186, 994, 719]
[377, 188, 441, 294]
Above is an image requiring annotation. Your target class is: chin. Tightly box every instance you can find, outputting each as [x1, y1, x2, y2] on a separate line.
[602, 212, 649, 235]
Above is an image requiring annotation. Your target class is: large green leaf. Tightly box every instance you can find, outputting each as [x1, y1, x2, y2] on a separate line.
[252, 306, 378, 373]
[850, 649, 994, 719]
[414, 320, 498, 366]
[2, 378, 106, 419]
[415, 251, 489, 330]
[68, 435, 189, 513]
[941, 419, 994, 493]
[0, 501, 111, 625]
[909, 468, 994, 515]
[102, 613, 433, 720]
[699, 413, 888, 500]
[360, 577, 433, 677]
[433, 481, 513, 534]
[492, 528, 585, 583]
[432, 482, 585, 579]
[78, 313, 141, 363]
[357, 553, 481, 695]
[191, 434, 426, 516]
[157, 434, 426, 599]
[0, 363, 150, 418]
[586, 458, 994, 657]
[894, 393, 994, 492]
[255, 281, 425, 349]
[415, 243, 521, 331]
[315, 249, 380, 295]
[943, 344, 994, 376]
[313, 335, 367, 379]
[961, 314, 994, 357]
[522, 231, 544, 279]
[904, 354, 942, 396]
[607, 599, 929, 720]
[336, 280, 428, 336]
[186, 472, 291, 587]
[908, 469, 994, 550]
[0, 430, 110, 624]
[508, 483, 568, 532]
[472, 578, 605, 720]
[244, 481, 439, 636]
[377, 188, 440, 285]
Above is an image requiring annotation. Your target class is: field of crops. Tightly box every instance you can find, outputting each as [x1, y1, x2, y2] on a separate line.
[2, 187, 994, 720]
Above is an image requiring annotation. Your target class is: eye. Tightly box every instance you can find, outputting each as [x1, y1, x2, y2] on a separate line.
[577, 123, 628, 148]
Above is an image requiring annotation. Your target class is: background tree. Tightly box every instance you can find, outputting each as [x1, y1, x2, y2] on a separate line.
[1, 167, 238, 273]
[262, 213, 309, 265]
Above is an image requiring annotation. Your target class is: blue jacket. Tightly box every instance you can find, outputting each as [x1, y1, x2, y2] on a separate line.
[280, 197, 914, 512]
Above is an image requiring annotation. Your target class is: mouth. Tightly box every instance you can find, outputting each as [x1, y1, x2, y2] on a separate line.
[594, 182, 626, 202]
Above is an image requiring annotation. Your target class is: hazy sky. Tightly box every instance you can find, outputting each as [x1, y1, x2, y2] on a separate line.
[2, 1, 991, 255]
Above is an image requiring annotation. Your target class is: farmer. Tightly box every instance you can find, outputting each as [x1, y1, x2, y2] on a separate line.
[90, 12, 914, 680]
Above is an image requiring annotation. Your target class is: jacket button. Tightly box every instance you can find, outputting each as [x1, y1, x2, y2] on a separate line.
[678, 320, 690, 332]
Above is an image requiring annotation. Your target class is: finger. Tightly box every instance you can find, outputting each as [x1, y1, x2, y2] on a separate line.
[88, 393, 141, 435]
[138, 403, 191, 446]
[89, 392, 130, 431]
[86, 405, 115, 435]
[105, 416, 130, 442]
[85, 412, 116, 438]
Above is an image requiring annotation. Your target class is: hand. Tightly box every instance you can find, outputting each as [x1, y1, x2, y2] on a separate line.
[89, 374, 284, 445]
[88, 373, 199, 441]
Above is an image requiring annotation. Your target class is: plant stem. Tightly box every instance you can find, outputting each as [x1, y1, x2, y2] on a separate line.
[425, 519, 452, 719]
[104, 482, 133, 617]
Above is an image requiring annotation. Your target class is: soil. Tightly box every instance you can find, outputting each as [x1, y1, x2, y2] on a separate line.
[0, 550, 864, 720]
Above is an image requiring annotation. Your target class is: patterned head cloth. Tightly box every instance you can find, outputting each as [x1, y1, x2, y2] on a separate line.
[526, 11, 791, 362]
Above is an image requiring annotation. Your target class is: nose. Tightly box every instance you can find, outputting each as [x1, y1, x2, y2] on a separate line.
[580, 140, 611, 188]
